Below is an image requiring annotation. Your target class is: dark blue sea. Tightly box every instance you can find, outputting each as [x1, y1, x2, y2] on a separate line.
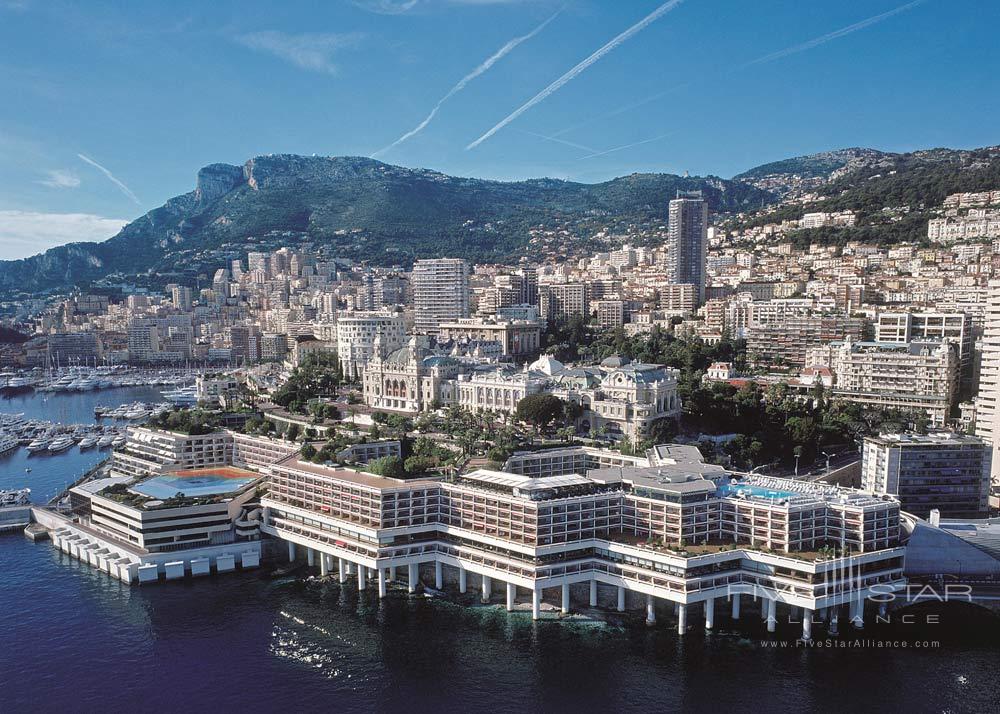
[2, 390, 999, 713]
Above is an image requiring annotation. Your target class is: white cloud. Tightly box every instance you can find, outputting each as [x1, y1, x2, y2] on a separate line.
[352, 0, 420, 14]
[235, 31, 365, 75]
[38, 169, 81, 189]
[0, 210, 127, 260]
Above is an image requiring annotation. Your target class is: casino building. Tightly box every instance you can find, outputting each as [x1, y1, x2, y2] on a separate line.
[363, 344, 682, 441]
[261, 444, 905, 640]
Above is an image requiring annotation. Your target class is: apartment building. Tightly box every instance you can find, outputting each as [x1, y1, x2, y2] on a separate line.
[539, 283, 589, 321]
[336, 440, 403, 465]
[823, 340, 958, 427]
[110, 426, 297, 479]
[47, 332, 102, 365]
[875, 311, 972, 389]
[862, 433, 991, 518]
[437, 317, 543, 357]
[667, 192, 708, 304]
[659, 283, 697, 315]
[594, 300, 625, 329]
[335, 311, 406, 379]
[110, 427, 233, 479]
[412, 259, 471, 335]
[747, 315, 866, 369]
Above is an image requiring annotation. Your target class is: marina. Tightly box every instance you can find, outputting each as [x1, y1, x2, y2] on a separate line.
[0, 366, 199, 395]
[0, 378, 191, 463]
[0, 383, 167, 502]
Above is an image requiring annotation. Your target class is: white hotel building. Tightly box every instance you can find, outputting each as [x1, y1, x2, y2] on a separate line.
[261, 445, 905, 640]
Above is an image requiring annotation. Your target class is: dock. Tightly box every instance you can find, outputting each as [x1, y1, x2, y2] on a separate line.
[23, 523, 49, 541]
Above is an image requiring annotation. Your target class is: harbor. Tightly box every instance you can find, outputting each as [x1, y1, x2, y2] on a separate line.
[0, 382, 168, 502]
[0, 366, 199, 394]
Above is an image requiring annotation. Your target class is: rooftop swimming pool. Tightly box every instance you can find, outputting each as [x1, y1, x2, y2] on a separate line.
[130, 472, 256, 500]
[717, 483, 797, 500]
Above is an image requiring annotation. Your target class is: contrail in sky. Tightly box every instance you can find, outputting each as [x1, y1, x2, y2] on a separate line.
[77, 153, 141, 206]
[525, 2, 924, 157]
[549, 83, 689, 139]
[514, 128, 599, 154]
[465, 0, 685, 150]
[742, 0, 925, 68]
[577, 132, 673, 160]
[372, 8, 562, 157]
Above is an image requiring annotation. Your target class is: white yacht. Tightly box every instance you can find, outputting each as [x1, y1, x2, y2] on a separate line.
[26, 437, 51, 453]
[48, 437, 75, 452]
[69, 377, 97, 391]
[78, 436, 98, 449]
[162, 385, 198, 406]
[0, 433, 18, 456]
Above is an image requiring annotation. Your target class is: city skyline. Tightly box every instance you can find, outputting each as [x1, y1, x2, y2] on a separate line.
[2, 0, 998, 259]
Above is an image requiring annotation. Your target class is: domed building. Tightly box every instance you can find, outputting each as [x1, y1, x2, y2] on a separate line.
[362, 335, 462, 413]
[362, 338, 682, 440]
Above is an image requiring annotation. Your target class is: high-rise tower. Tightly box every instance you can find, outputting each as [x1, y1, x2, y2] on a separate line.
[667, 191, 708, 304]
[412, 258, 470, 334]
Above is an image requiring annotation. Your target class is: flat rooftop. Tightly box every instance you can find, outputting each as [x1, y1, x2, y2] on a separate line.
[866, 432, 985, 447]
[274, 453, 437, 491]
[459, 469, 593, 492]
[588, 466, 719, 494]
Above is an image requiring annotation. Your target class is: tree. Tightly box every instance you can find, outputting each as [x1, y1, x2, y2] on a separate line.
[285, 423, 301, 442]
[647, 418, 678, 444]
[457, 429, 479, 457]
[367, 455, 405, 479]
[515, 394, 565, 430]
[244, 416, 263, 434]
[300, 443, 317, 461]
[404, 455, 437, 475]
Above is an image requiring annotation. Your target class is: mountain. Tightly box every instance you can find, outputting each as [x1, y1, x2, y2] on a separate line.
[734, 148, 892, 198]
[5, 146, 999, 297]
[0, 155, 774, 296]
[734, 145, 1000, 245]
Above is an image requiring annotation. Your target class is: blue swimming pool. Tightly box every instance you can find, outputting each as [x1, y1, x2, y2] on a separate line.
[131, 474, 256, 499]
[717, 483, 797, 500]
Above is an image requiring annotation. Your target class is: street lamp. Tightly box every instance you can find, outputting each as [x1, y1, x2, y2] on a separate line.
[821, 451, 831, 475]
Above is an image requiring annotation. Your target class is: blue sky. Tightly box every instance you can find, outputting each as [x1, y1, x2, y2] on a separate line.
[1, 0, 997, 259]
